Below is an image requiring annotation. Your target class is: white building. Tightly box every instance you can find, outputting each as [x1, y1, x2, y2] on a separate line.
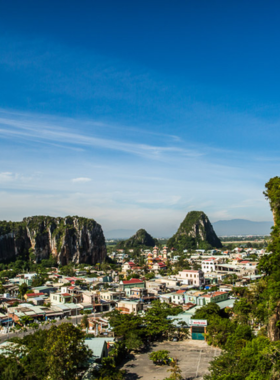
[178, 270, 205, 287]
[202, 257, 217, 273]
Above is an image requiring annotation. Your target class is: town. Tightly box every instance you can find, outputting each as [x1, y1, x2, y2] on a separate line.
[0, 234, 270, 379]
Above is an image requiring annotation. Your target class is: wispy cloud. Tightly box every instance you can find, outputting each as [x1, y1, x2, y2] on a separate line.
[0, 110, 203, 161]
[0, 172, 16, 182]
[72, 177, 91, 183]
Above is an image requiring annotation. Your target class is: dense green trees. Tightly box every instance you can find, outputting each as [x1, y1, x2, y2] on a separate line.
[107, 300, 182, 352]
[108, 310, 144, 351]
[205, 177, 280, 379]
[0, 323, 91, 380]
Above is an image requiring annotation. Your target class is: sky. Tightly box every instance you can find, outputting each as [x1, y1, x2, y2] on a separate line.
[0, 0, 279, 237]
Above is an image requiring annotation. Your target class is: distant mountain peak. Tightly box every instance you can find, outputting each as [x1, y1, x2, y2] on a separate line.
[167, 211, 222, 250]
[116, 229, 157, 248]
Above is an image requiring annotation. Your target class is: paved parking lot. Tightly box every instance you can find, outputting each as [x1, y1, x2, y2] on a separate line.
[121, 340, 220, 380]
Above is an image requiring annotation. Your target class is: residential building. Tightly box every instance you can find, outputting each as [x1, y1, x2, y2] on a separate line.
[120, 278, 145, 295]
[197, 291, 229, 306]
[116, 299, 143, 314]
[201, 258, 217, 273]
[50, 292, 73, 304]
[130, 287, 148, 299]
[178, 270, 205, 287]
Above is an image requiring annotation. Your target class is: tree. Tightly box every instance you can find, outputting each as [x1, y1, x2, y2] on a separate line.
[19, 316, 33, 326]
[205, 316, 236, 348]
[176, 321, 190, 340]
[107, 310, 144, 351]
[59, 265, 75, 277]
[31, 273, 48, 287]
[233, 298, 252, 323]
[95, 356, 126, 379]
[45, 323, 92, 380]
[18, 283, 29, 298]
[149, 350, 170, 365]
[192, 302, 220, 320]
[144, 300, 182, 340]
[145, 272, 155, 280]
[164, 359, 183, 380]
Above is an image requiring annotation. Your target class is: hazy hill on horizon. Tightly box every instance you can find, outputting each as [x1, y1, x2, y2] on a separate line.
[213, 219, 273, 236]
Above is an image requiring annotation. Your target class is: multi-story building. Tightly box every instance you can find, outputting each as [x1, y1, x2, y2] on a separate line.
[201, 257, 217, 273]
[178, 270, 205, 287]
[120, 278, 145, 295]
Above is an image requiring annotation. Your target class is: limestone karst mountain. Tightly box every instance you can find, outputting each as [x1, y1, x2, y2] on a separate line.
[167, 211, 222, 250]
[116, 228, 157, 248]
[0, 215, 107, 265]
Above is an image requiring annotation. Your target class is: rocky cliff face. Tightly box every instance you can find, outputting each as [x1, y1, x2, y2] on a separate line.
[167, 211, 222, 250]
[116, 228, 156, 248]
[0, 216, 107, 265]
[267, 302, 280, 341]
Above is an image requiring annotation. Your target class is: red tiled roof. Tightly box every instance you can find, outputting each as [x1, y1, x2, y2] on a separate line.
[122, 279, 143, 285]
[212, 291, 227, 296]
[26, 292, 44, 297]
[61, 293, 71, 296]
[176, 290, 186, 294]
[203, 291, 227, 298]
[68, 286, 75, 290]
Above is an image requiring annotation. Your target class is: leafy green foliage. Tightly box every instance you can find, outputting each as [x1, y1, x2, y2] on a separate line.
[59, 264, 76, 276]
[1, 323, 91, 380]
[145, 272, 155, 280]
[205, 177, 280, 379]
[18, 283, 29, 298]
[45, 323, 91, 380]
[149, 350, 170, 365]
[164, 359, 183, 380]
[94, 356, 126, 379]
[107, 300, 182, 352]
[107, 309, 144, 350]
[192, 302, 221, 320]
[144, 300, 182, 340]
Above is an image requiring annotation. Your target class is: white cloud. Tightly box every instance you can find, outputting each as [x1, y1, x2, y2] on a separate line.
[0, 109, 275, 235]
[0, 110, 204, 161]
[0, 172, 15, 182]
[71, 177, 91, 183]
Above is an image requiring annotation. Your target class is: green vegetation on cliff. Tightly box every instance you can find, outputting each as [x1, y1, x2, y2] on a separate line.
[167, 211, 222, 251]
[116, 228, 157, 249]
[204, 177, 280, 380]
[0, 215, 106, 266]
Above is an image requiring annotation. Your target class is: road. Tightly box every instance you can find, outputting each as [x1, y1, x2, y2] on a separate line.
[0, 312, 106, 343]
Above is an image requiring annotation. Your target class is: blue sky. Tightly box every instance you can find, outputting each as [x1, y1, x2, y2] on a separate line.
[0, 0, 279, 236]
